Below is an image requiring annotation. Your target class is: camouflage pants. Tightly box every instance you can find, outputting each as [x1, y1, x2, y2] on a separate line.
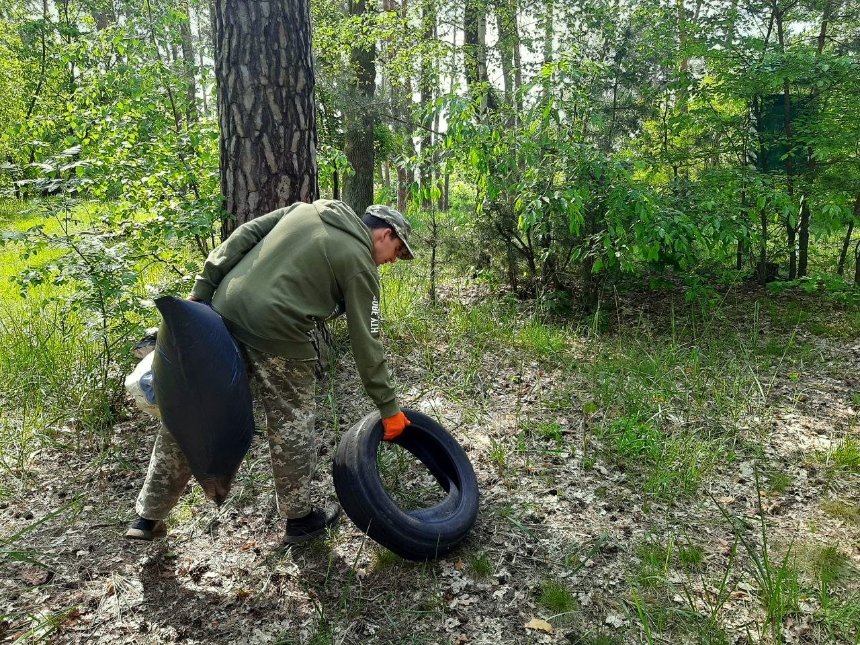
[135, 345, 318, 521]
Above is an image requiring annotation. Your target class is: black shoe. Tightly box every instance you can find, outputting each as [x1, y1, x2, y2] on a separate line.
[283, 504, 342, 544]
[124, 517, 167, 541]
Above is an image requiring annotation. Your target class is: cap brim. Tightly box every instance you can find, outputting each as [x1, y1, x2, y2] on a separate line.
[399, 239, 415, 260]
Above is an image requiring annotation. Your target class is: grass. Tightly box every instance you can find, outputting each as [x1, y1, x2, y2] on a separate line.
[377, 443, 446, 510]
[4, 199, 859, 643]
[513, 320, 569, 357]
[521, 419, 565, 446]
[821, 498, 860, 524]
[633, 539, 674, 591]
[765, 468, 794, 494]
[595, 415, 721, 498]
[800, 542, 860, 641]
[372, 548, 404, 571]
[0, 198, 191, 480]
[716, 470, 802, 644]
[468, 551, 493, 578]
[677, 543, 705, 570]
[808, 544, 850, 603]
[827, 436, 860, 472]
[488, 438, 508, 472]
[580, 314, 772, 498]
[818, 594, 860, 643]
[538, 579, 576, 614]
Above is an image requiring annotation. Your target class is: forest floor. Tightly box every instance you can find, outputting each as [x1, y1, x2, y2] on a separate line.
[1, 280, 860, 644]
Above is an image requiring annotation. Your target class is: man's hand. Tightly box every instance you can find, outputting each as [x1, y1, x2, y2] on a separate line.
[382, 411, 411, 441]
[188, 295, 202, 302]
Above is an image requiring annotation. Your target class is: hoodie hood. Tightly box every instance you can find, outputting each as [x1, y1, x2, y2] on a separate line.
[314, 199, 373, 252]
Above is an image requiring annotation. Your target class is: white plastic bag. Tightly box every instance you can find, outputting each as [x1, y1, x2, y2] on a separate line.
[124, 351, 160, 417]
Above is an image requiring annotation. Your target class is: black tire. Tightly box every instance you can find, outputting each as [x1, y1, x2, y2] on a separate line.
[332, 408, 479, 561]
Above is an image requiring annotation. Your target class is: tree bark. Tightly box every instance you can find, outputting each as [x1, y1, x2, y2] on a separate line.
[496, 3, 513, 105]
[796, 0, 834, 276]
[89, 0, 115, 30]
[464, 0, 495, 111]
[543, 0, 555, 65]
[775, 7, 797, 279]
[495, 0, 522, 115]
[837, 195, 859, 276]
[758, 205, 769, 285]
[179, 0, 198, 125]
[854, 238, 860, 286]
[419, 1, 435, 207]
[838, 221, 853, 277]
[214, 0, 318, 235]
[343, 0, 376, 215]
[798, 197, 810, 277]
[383, 0, 416, 212]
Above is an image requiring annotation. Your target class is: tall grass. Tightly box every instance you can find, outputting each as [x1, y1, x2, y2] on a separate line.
[0, 298, 111, 480]
[0, 199, 190, 482]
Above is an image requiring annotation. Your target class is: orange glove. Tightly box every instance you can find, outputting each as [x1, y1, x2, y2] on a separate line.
[381, 411, 411, 441]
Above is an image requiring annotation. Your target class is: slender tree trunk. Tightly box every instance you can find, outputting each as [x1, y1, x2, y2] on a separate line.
[464, 0, 495, 111]
[737, 190, 747, 270]
[543, 0, 553, 101]
[838, 222, 854, 277]
[817, 0, 833, 54]
[384, 0, 416, 212]
[343, 0, 376, 215]
[197, 6, 211, 115]
[758, 206, 769, 285]
[837, 195, 859, 276]
[419, 1, 435, 207]
[775, 7, 797, 279]
[214, 0, 318, 234]
[179, 0, 198, 125]
[796, 0, 834, 276]
[798, 198, 810, 276]
[496, 3, 513, 105]
[854, 239, 860, 286]
[24, 0, 50, 194]
[397, 167, 408, 212]
[787, 225, 797, 279]
[511, 1, 522, 110]
[90, 0, 115, 30]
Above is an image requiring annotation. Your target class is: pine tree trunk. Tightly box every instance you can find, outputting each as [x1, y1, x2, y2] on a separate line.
[214, 0, 318, 235]
[343, 0, 376, 215]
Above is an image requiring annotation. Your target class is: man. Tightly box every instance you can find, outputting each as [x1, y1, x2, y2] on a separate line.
[126, 200, 414, 543]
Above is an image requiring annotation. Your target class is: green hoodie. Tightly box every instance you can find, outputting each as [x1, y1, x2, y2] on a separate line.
[190, 200, 399, 417]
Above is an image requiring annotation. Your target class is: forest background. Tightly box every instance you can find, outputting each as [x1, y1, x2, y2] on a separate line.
[0, 0, 859, 643]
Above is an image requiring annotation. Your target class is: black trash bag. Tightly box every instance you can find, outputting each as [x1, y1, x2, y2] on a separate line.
[152, 296, 254, 505]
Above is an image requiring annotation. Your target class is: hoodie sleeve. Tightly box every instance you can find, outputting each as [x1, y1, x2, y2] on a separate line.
[191, 206, 294, 301]
[343, 269, 400, 418]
